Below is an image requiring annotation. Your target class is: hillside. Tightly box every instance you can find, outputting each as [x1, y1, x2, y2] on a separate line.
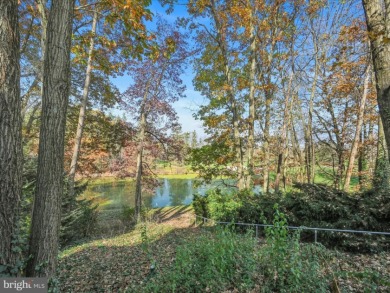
[57, 206, 390, 292]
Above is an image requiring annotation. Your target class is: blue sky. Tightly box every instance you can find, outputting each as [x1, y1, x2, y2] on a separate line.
[110, 0, 207, 138]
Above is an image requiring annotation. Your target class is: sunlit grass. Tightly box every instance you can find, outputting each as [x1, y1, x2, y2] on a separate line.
[157, 173, 198, 179]
[60, 221, 175, 258]
[82, 176, 134, 186]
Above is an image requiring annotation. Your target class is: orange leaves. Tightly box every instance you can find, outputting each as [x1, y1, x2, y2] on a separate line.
[230, 6, 251, 25]
[98, 36, 117, 50]
[338, 20, 368, 44]
[102, 0, 152, 29]
[205, 115, 227, 128]
[306, 0, 327, 16]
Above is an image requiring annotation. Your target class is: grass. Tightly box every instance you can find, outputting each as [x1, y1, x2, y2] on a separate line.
[57, 206, 390, 292]
[82, 176, 134, 186]
[60, 222, 175, 259]
[57, 206, 198, 292]
[156, 173, 198, 179]
[80, 173, 199, 186]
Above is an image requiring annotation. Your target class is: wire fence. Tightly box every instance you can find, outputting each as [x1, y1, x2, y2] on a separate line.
[194, 215, 390, 243]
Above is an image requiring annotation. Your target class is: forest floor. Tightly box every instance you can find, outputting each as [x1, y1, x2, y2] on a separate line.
[57, 206, 390, 292]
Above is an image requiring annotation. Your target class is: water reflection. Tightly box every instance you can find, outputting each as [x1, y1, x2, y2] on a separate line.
[84, 178, 245, 210]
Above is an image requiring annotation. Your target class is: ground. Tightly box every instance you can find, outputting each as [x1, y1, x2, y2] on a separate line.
[58, 206, 390, 292]
[58, 206, 199, 292]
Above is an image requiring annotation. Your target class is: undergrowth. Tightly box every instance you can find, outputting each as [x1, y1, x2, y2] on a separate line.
[145, 206, 331, 292]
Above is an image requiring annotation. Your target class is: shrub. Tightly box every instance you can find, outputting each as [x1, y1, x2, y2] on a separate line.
[192, 193, 209, 218]
[193, 188, 266, 224]
[121, 205, 135, 223]
[194, 184, 390, 251]
[283, 183, 390, 252]
[146, 227, 259, 292]
[146, 205, 330, 293]
[60, 181, 98, 245]
[259, 205, 329, 292]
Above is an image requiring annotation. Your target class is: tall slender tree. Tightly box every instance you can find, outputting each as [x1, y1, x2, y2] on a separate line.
[122, 18, 188, 221]
[68, 8, 98, 198]
[26, 0, 75, 277]
[362, 0, 390, 163]
[0, 0, 22, 276]
[344, 64, 371, 191]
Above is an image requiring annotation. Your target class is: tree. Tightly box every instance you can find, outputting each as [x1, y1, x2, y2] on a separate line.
[68, 0, 153, 197]
[122, 18, 189, 221]
[191, 130, 198, 148]
[0, 0, 22, 276]
[362, 0, 390, 163]
[344, 64, 371, 191]
[190, 0, 251, 189]
[68, 8, 98, 198]
[26, 0, 75, 277]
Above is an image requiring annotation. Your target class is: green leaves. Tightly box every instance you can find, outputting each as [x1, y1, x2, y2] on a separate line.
[187, 142, 235, 182]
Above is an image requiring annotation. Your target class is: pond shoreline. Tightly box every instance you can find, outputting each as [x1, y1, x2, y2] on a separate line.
[79, 173, 199, 186]
[82, 177, 212, 211]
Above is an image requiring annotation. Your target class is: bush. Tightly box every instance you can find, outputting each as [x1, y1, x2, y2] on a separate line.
[283, 183, 390, 252]
[259, 205, 329, 292]
[60, 181, 98, 245]
[192, 193, 209, 219]
[146, 205, 330, 293]
[147, 227, 259, 292]
[121, 205, 135, 223]
[193, 184, 390, 252]
[193, 188, 266, 224]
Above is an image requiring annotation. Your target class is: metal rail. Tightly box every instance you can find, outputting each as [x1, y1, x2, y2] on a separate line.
[194, 215, 390, 243]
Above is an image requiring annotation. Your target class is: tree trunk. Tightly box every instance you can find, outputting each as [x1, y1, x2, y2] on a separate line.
[367, 113, 375, 175]
[262, 87, 272, 193]
[245, 1, 257, 189]
[377, 116, 388, 162]
[275, 74, 293, 192]
[210, 0, 245, 189]
[25, 102, 41, 137]
[26, 0, 74, 277]
[358, 130, 365, 189]
[0, 0, 22, 276]
[306, 45, 318, 184]
[68, 9, 98, 197]
[344, 64, 371, 191]
[291, 118, 305, 182]
[336, 151, 344, 189]
[362, 0, 390, 164]
[37, 0, 47, 101]
[134, 109, 146, 222]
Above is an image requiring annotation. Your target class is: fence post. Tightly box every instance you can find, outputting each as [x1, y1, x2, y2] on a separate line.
[314, 229, 318, 243]
[256, 225, 258, 238]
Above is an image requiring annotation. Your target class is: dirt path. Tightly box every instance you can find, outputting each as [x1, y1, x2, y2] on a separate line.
[58, 205, 199, 292]
[152, 205, 195, 229]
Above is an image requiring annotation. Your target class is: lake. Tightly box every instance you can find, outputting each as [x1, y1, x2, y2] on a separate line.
[83, 178, 237, 210]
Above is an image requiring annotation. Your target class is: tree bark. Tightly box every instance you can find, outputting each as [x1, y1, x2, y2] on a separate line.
[275, 74, 293, 192]
[134, 108, 146, 222]
[358, 130, 365, 189]
[0, 0, 22, 276]
[377, 115, 388, 162]
[344, 64, 371, 191]
[263, 89, 271, 193]
[210, 0, 245, 189]
[68, 9, 98, 197]
[37, 0, 47, 101]
[362, 0, 390, 164]
[305, 25, 318, 184]
[245, 1, 257, 189]
[26, 0, 74, 277]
